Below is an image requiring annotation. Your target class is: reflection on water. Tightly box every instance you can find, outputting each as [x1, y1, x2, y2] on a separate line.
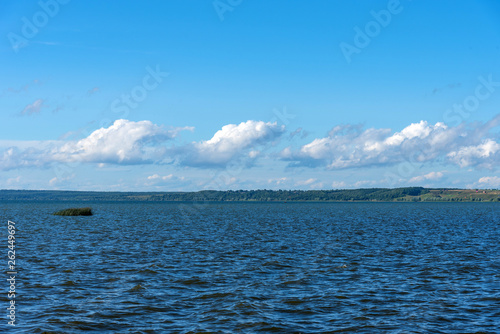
[1, 201, 499, 333]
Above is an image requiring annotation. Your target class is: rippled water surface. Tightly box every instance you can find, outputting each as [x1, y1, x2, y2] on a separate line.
[1, 201, 499, 333]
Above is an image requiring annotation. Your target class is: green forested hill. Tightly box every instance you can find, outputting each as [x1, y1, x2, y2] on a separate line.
[0, 188, 499, 202]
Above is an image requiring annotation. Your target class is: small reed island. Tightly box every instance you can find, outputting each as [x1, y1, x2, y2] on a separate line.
[53, 207, 93, 216]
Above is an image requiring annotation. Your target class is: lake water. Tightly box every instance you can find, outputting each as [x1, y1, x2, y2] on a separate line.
[1, 201, 499, 333]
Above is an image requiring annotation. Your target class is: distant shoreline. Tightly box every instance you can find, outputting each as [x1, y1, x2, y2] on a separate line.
[1, 188, 499, 202]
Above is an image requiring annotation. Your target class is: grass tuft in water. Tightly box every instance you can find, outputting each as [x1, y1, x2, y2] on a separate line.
[53, 207, 92, 216]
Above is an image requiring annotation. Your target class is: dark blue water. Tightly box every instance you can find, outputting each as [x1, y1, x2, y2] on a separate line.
[1, 201, 499, 333]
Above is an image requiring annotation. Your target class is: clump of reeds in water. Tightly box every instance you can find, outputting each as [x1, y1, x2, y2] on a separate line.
[53, 207, 92, 216]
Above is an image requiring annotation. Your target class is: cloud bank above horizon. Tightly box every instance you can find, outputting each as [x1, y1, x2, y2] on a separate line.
[1, 115, 499, 191]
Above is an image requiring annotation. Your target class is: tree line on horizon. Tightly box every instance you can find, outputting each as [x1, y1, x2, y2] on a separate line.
[1, 187, 499, 202]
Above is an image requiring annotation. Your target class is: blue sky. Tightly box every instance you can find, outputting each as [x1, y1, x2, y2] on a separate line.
[1, 0, 500, 191]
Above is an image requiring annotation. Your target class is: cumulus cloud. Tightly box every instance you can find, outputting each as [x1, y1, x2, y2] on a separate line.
[179, 120, 285, 167]
[0, 146, 50, 170]
[3, 116, 499, 179]
[21, 99, 45, 115]
[49, 174, 75, 187]
[0, 119, 191, 170]
[55, 119, 187, 164]
[332, 181, 347, 189]
[409, 171, 444, 183]
[447, 139, 500, 168]
[353, 180, 379, 188]
[268, 177, 289, 186]
[477, 176, 500, 188]
[248, 150, 260, 158]
[0, 119, 282, 171]
[294, 178, 324, 189]
[146, 173, 185, 186]
[296, 178, 316, 186]
[6, 176, 21, 185]
[283, 117, 500, 170]
[148, 174, 173, 181]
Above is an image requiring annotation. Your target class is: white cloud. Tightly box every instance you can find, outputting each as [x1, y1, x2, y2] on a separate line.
[383, 121, 446, 146]
[0, 119, 191, 170]
[447, 139, 500, 168]
[6, 176, 21, 185]
[56, 119, 189, 164]
[147, 173, 183, 182]
[353, 180, 380, 188]
[296, 178, 316, 186]
[294, 178, 324, 189]
[284, 118, 499, 170]
[0, 119, 282, 170]
[0, 146, 49, 170]
[179, 120, 285, 167]
[21, 99, 45, 115]
[3, 116, 499, 185]
[49, 176, 68, 186]
[248, 150, 260, 158]
[409, 171, 444, 183]
[145, 173, 186, 187]
[148, 173, 172, 181]
[268, 177, 289, 186]
[331, 181, 347, 188]
[477, 176, 500, 188]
